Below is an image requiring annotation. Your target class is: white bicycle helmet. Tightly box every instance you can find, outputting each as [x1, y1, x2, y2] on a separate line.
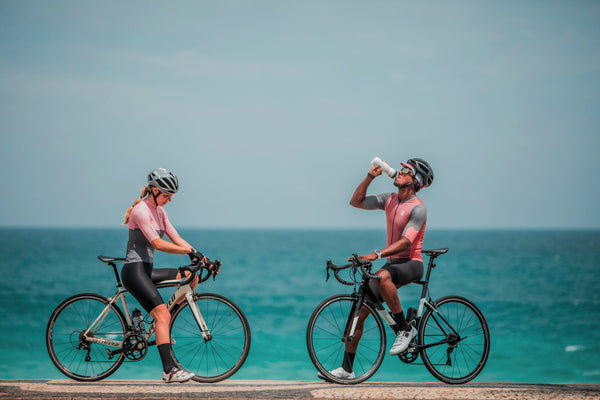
[148, 168, 179, 194]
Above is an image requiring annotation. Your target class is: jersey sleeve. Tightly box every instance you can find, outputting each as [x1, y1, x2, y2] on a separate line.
[363, 193, 393, 210]
[160, 208, 179, 240]
[131, 205, 160, 243]
[402, 204, 427, 243]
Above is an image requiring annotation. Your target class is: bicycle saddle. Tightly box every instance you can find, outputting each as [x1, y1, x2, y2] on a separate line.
[97, 255, 126, 263]
[422, 248, 449, 256]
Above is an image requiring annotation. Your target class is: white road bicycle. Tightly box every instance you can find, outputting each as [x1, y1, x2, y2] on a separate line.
[46, 256, 251, 382]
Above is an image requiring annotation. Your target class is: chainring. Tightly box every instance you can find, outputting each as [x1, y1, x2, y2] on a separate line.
[122, 333, 148, 361]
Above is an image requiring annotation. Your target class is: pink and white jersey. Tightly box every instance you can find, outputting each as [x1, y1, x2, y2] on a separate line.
[364, 193, 427, 262]
[125, 198, 178, 264]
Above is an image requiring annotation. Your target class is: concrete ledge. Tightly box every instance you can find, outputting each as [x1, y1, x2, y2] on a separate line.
[1, 379, 599, 400]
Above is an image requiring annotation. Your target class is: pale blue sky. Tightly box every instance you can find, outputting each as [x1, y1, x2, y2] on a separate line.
[1, 0, 599, 229]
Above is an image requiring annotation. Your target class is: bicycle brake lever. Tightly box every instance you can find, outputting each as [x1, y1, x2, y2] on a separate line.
[211, 259, 222, 281]
[325, 260, 332, 281]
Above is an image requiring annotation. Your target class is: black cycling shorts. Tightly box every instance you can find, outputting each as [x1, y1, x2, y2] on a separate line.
[367, 258, 424, 303]
[121, 262, 178, 313]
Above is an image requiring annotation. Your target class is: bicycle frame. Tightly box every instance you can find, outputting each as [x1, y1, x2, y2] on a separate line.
[342, 252, 458, 352]
[81, 272, 212, 352]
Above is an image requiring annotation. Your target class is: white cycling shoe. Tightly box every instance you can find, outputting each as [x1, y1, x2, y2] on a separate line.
[389, 326, 417, 355]
[317, 367, 355, 381]
[162, 367, 195, 383]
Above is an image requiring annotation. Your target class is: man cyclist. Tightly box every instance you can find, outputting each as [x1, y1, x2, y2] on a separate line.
[321, 157, 434, 380]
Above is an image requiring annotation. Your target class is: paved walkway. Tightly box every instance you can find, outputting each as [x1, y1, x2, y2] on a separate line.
[1, 379, 599, 400]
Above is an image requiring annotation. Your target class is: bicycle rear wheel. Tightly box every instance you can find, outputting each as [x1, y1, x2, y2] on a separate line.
[46, 293, 127, 381]
[306, 294, 386, 384]
[170, 292, 251, 383]
[419, 295, 490, 384]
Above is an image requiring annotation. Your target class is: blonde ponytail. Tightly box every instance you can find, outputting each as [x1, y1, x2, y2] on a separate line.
[123, 186, 152, 224]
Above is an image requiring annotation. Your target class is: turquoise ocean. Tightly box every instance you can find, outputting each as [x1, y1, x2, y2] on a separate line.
[0, 228, 599, 383]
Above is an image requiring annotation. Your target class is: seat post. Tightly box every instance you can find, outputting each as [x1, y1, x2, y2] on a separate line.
[110, 263, 123, 287]
[419, 254, 437, 299]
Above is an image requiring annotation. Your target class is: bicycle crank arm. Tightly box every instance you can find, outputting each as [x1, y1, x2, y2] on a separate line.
[107, 348, 124, 357]
[106, 339, 159, 357]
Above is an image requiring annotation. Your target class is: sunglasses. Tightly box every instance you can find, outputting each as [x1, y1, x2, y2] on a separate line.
[398, 163, 415, 176]
[155, 189, 174, 199]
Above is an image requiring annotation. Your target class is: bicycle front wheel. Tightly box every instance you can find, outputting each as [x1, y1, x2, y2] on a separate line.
[170, 292, 251, 383]
[46, 293, 127, 381]
[306, 294, 386, 384]
[419, 295, 490, 384]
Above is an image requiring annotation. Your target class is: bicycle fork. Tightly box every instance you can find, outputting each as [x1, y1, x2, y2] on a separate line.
[342, 294, 364, 343]
[168, 285, 213, 342]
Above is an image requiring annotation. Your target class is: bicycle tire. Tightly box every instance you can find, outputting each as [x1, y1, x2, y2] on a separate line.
[306, 294, 386, 385]
[170, 292, 251, 383]
[46, 293, 127, 381]
[418, 295, 490, 384]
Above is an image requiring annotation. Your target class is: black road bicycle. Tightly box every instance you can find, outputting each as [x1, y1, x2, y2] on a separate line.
[46, 256, 251, 382]
[306, 248, 490, 385]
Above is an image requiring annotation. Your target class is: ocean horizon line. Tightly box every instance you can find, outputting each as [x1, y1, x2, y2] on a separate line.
[0, 225, 599, 232]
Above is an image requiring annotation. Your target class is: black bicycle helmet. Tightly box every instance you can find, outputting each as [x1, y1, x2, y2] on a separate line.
[406, 158, 434, 189]
[148, 168, 179, 194]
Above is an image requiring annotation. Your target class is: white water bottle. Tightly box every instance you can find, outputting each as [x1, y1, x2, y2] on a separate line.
[371, 157, 397, 178]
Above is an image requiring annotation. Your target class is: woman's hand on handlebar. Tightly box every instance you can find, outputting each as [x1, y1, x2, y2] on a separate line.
[188, 249, 206, 263]
[188, 249, 221, 277]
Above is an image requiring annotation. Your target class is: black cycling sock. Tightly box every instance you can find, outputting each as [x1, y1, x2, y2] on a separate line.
[157, 343, 175, 373]
[393, 312, 410, 331]
[342, 352, 355, 373]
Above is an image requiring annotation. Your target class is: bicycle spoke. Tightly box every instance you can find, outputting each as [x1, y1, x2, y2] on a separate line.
[46, 294, 126, 381]
[170, 294, 250, 383]
[307, 295, 386, 384]
[419, 296, 490, 384]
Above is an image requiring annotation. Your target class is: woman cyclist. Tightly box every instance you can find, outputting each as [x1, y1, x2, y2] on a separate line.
[122, 168, 207, 383]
